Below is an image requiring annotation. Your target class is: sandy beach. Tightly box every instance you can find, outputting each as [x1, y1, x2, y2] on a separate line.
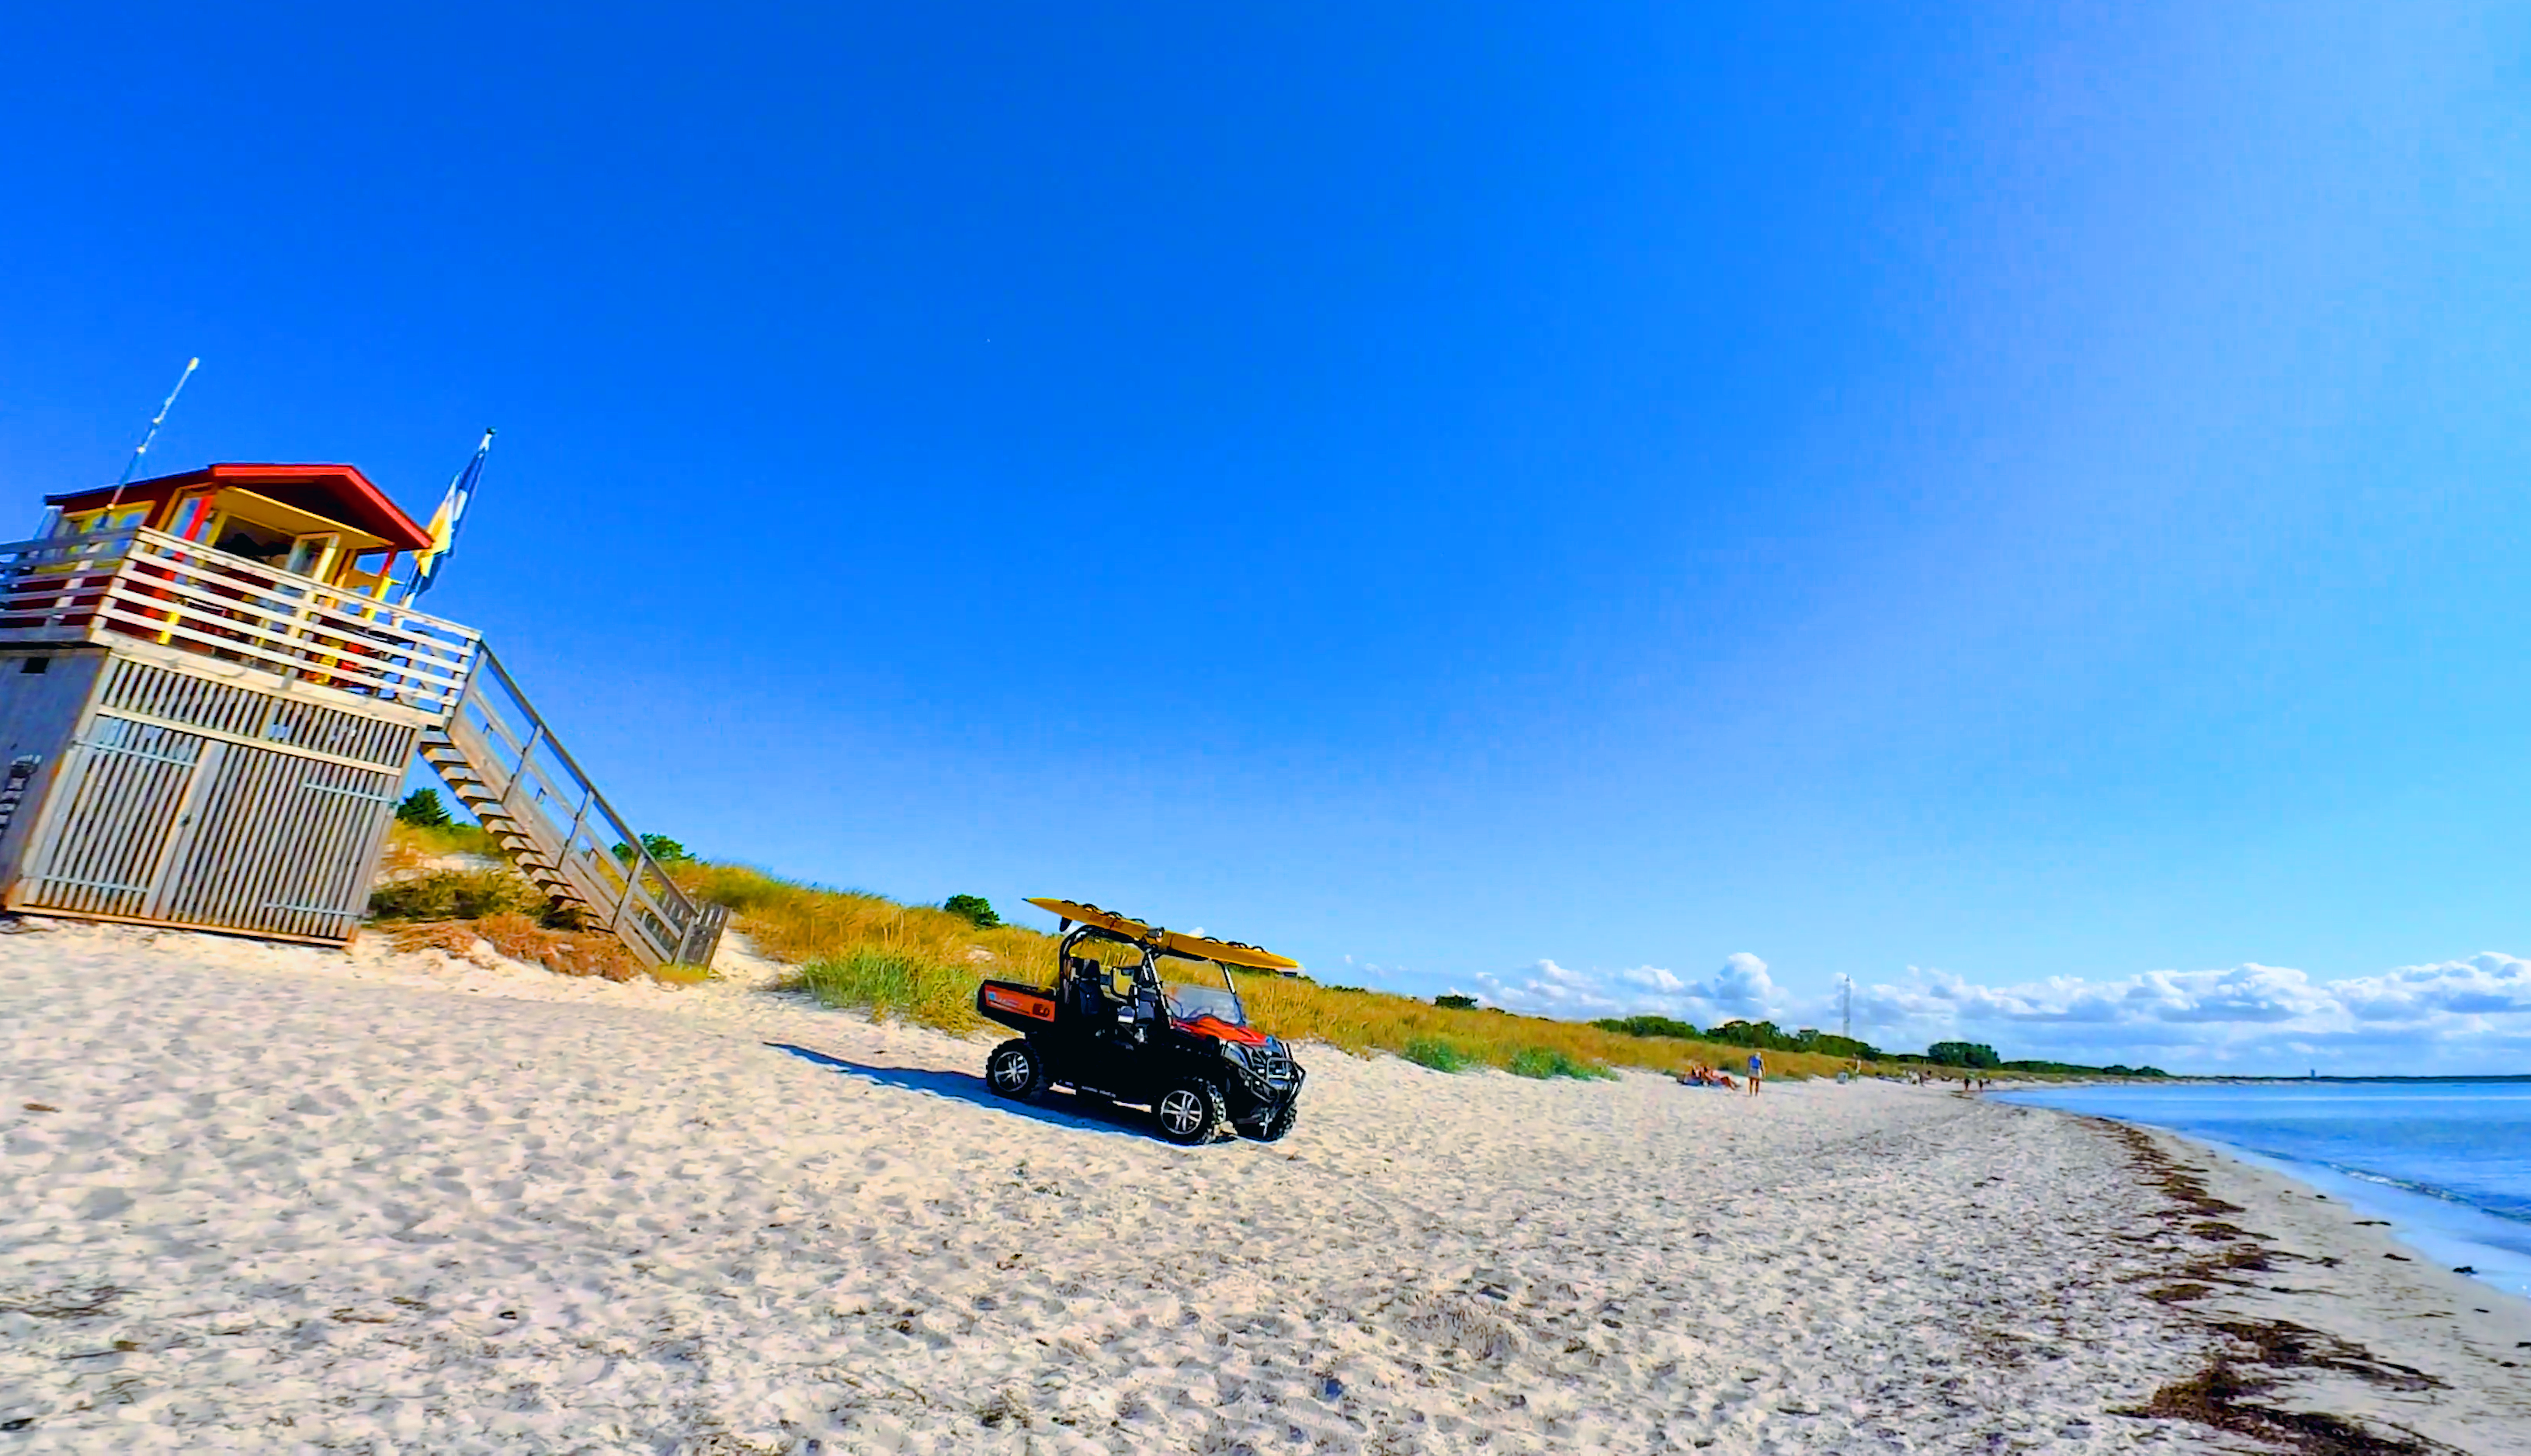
[2, 922, 2524, 1454]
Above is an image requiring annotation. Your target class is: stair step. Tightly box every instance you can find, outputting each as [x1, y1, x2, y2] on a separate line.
[420, 657, 717, 972]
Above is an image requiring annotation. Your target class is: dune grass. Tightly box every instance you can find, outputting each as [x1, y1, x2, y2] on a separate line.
[1402, 1037, 1475, 1073]
[383, 912, 648, 983]
[378, 820, 500, 872]
[373, 830, 1880, 1079]
[367, 865, 551, 923]
[1231, 972, 1866, 1080]
[1506, 1047, 1616, 1080]
[655, 864, 1873, 1080]
[671, 864, 1053, 1031]
[370, 825, 665, 984]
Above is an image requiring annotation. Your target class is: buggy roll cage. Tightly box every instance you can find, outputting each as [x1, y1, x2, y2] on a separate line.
[1056, 924, 1239, 996]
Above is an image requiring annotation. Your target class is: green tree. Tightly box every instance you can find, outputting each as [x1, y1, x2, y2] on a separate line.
[394, 788, 452, 828]
[1925, 1041, 2001, 1069]
[612, 834, 693, 864]
[943, 893, 1000, 928]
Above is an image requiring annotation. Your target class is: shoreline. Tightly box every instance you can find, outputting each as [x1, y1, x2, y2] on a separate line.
[1, 920, 2524, 1452]
[2030, 1106, 2531, 1453]
[1995, 1087, 2531, 1309]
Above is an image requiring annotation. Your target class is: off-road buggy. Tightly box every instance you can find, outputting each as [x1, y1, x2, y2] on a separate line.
[974, 897, 1307, 1145]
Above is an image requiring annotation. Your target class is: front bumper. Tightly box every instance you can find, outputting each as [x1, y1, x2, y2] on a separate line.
[1227, 1038, 1306, 1110]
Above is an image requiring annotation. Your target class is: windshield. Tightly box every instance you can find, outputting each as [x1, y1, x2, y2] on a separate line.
[1154, 954, 1247, 1026]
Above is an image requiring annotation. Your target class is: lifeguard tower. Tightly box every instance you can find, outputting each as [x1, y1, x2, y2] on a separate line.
[0, 463, 723, 966]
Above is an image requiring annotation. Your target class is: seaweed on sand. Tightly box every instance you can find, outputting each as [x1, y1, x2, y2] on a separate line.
[2103, 1121, 2456, 1455]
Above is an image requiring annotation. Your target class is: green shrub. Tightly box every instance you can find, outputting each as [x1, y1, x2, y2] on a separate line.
[1402, 1037, 1472, 1073]
[943, 893, 1000, 928]
[1592, 1014, 1700, 1040]
[1507, 1047, 1614, 1080]
[368, 868, 550, 924]
[1434, 993, 1479, 1010]
[395, 788, 453, 828]
[796, 948, 981, 1028]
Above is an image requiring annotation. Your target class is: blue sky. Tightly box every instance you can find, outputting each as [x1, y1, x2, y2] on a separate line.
[5, 4, 2528, 1073]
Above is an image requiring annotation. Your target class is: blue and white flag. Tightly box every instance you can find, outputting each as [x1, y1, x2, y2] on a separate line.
[403, 429, 493, 605]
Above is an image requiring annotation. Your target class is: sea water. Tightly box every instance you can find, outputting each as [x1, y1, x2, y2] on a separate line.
[1996, 1081, 2531, 1302]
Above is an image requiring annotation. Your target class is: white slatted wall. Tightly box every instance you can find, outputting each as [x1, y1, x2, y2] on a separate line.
[13, 657, 418, 941]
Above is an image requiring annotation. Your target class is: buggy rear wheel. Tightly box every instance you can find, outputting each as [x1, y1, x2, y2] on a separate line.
[986, 1039, 1049, 1101]
[1154, 1079, 1226, 1145]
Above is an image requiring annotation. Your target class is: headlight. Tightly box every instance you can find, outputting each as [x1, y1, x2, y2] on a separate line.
[1220, 1041, 1253, 1068]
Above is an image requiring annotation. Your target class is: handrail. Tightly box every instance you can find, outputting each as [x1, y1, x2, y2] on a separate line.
[435, 643, 714, 965]
[0, 526, 481, 718]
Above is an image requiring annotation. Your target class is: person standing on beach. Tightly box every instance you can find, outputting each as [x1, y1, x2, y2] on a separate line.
[1746, 1049, 1763, 1097]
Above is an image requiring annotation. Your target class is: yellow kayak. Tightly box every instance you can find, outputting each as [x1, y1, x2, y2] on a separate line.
[1026, 896, 1302, 973]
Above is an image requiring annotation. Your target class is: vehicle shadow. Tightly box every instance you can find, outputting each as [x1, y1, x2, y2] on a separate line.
[765, 1042, 1159, 1139]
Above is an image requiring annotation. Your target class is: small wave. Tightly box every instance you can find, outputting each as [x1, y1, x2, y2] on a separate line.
[2190, 1135, 2531, 1226]
[2322, 1163, 2531, 1225]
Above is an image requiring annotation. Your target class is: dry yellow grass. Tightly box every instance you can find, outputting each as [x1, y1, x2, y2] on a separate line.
[374, 833, 1882, 1080]
[669, 864, 1052, 1030]
[378, 820, 499, 875]
[1231, 976, 1866, 1079]
[669, 866, 1870, 1080]
[386, 914, 644, 983]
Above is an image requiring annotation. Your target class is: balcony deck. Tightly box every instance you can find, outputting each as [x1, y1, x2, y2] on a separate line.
[0, 526, 480, 723]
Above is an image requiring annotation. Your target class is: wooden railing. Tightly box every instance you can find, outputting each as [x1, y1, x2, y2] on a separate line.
[0, 526, 481, 719]
[425, 647, 726, 968]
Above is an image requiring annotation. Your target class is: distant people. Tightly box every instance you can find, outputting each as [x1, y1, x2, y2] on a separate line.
[1746, 1050, 1763, 1097]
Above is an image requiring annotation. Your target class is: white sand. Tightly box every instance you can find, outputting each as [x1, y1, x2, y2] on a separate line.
[0, 920, 2518, 1454]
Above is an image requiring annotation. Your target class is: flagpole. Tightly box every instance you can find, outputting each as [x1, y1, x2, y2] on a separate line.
[102, 357, 200, 521]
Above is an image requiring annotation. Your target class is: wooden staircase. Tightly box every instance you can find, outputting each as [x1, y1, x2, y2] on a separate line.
[420, 647, 725, 969]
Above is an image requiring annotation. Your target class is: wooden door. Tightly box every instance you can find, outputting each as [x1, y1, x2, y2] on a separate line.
[13, 716, 216, 920]
[155, 740, 398, 942]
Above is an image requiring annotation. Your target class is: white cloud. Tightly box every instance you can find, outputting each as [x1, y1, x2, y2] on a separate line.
[1457, 950, 2531, 1073]
[1464, 959, 1620, 1016]
[1850, 953, 2531, 1071]
[1693, 952, 1783, 1020]
[1474, 952, 1788, 1024]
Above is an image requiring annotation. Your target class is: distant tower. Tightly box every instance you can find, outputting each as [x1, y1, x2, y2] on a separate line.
[1840, 975, 1853, 1041]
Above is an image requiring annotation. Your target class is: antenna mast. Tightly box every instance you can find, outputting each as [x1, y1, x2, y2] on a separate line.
[102, 357, 200, 517]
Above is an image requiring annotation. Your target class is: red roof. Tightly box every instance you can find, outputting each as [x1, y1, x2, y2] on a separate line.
[48, 464, 434, 552]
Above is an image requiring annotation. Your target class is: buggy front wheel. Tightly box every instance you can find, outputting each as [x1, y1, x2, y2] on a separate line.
[1242, 1098, 1300, 1142]
[986, 1040, 1049, 1102]
[1154, 1079, 1226, 1145]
